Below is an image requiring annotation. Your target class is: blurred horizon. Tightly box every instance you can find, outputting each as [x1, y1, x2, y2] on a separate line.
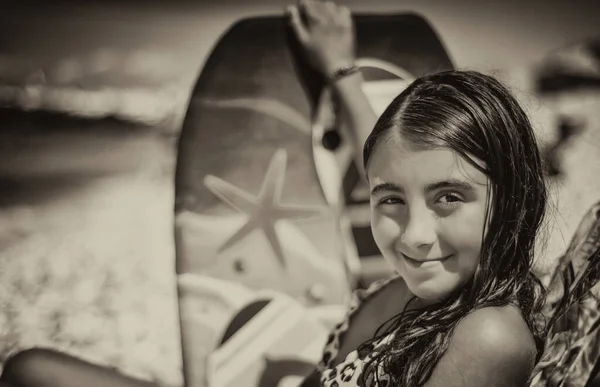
[1, 0, 599, 126]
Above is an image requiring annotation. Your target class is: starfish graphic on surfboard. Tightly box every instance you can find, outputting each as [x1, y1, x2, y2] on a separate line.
[176, 148, 352, 306]
[203, 149, 323, 268]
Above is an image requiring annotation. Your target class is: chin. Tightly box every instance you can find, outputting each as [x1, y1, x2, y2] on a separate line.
[408, 280, 458, 303]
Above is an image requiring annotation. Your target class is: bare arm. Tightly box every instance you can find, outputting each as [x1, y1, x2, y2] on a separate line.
[288, 0, 377, 178]
[423, 307, 537, 387]
[1, 348, 157, 387]
[332, 71, 378, 173]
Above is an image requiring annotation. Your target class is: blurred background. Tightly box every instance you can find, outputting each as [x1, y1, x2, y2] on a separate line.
[0, 0, 599, 386]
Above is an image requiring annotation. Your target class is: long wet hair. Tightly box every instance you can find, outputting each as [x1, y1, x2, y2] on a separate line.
[359, 70, 548, 386]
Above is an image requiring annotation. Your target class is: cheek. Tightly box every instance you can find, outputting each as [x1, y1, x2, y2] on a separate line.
[370, 212, 401, 250]
[441, 205, 486, 257]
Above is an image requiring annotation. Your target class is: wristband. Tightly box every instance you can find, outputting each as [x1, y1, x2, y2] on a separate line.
[327, 64, 360, 84]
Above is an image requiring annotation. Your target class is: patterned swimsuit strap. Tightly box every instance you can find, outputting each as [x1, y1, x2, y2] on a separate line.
[317, 275, 401, 370]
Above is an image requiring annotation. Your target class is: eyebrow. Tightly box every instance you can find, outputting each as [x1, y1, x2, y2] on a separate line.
[425, 180, 477, 193]
[370, 179, 477, 196]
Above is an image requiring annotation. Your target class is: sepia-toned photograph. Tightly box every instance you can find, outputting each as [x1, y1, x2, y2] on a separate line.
[0, 0, 599, 386]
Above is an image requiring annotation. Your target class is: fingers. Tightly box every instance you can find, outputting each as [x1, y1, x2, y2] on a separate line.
[323, 1, 336, 13]
[287, 5, 310, 44]
[287, 0, 353, 44]
[299, 0, 325, 24]
[338, 5, 351, 17]
[297, 0, 350, 25]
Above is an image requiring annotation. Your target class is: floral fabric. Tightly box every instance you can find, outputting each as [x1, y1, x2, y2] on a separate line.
[529, 201, 600, 386]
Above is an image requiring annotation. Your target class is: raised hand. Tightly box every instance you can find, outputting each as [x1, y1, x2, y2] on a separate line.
[287, 0, 356, 78]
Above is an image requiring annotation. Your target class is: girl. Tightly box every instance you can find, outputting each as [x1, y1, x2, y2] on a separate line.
[289, 1, 548, 386]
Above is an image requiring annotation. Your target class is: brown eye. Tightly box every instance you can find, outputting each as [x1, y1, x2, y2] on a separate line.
[379, 197, 405, 205]
[436, 193, 464, 206]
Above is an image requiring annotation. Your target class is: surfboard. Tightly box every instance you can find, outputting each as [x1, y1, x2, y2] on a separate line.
[174, 13, 454, 387]
[174, 15, 357, 387]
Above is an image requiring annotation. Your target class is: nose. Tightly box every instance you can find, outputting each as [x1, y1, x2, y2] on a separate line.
[399, 207, 437, 251]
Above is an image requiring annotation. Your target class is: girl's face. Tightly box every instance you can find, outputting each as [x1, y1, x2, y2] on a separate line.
[367, 138, 491, 303]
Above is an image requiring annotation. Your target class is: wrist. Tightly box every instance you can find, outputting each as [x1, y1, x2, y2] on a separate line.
[326, 63, 360, 85]
[329, 67, 364, 100]
[322, 56, 355, 76]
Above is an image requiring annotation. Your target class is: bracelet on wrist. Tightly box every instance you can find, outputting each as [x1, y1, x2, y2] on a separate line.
[326, 64, 360, 84]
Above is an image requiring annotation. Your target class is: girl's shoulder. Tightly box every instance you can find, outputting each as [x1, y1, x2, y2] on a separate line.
[344, 275, 404, 315]
[362, 274, 408, 304]
[316, 275, 405, 372]
[455, 305, 536, 354]
[425, 305, 536, 386]
[358, 275, 402, 300]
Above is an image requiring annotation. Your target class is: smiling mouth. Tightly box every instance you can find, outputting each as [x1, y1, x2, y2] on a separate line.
[401, 253, 453, 264]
